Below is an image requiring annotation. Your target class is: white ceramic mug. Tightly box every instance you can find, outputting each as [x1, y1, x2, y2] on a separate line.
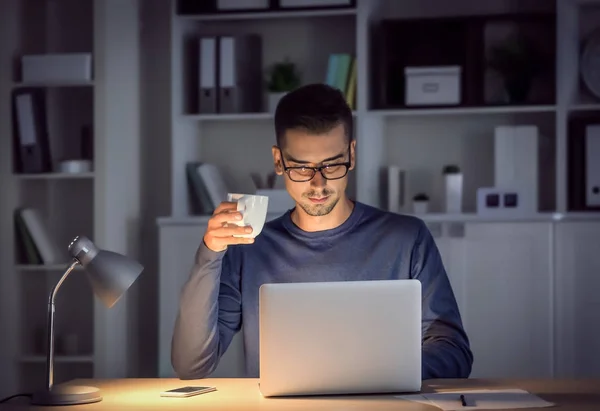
[227, 193, 269, 238]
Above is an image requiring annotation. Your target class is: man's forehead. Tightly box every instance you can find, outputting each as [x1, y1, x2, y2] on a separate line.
[282, 135, 347, 164]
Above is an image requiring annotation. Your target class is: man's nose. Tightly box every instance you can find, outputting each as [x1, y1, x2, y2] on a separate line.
[310, 171, 327, 188]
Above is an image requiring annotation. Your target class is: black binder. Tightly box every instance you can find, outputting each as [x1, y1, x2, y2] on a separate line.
[12, 88, 52, 174]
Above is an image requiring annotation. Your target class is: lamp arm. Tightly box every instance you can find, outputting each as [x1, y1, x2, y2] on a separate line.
[45, 259, 81, 391]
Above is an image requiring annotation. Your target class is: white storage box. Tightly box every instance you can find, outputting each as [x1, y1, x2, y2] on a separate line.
[404, 66, 461, 106]
[21, 53, 92, 83]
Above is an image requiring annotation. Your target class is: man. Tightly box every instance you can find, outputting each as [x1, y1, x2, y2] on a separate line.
[171, 83, 473, 381]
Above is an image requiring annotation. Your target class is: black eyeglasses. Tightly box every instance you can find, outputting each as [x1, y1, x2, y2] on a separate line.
[279, 147, 352, 182]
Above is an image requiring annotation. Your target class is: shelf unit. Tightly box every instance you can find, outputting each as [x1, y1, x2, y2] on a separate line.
[157, 0, 600, 381]
[0, 0, 143, 399]
[161, 0, 600, 224]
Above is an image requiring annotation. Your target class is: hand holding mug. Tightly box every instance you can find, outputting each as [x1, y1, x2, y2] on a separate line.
[203, 202, 254, 252]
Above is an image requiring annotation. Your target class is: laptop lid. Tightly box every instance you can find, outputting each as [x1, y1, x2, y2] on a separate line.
[258, 279, 422, 397]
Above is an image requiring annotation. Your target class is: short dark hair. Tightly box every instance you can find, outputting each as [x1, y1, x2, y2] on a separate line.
[274, 83, 353, 147]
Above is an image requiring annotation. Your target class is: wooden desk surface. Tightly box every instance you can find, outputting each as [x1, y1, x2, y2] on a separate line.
[2, 378, 600, 410]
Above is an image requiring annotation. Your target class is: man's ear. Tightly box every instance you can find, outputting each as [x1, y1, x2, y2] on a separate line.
[349, 139, 357, 170]
[272, 145, 284, 175]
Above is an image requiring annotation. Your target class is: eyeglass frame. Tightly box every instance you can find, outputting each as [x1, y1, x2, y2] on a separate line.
[277, 146, 353, 182]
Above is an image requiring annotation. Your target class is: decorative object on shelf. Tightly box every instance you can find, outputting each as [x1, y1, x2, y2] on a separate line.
[265, 58, 301, 112]
[442, 165, 462, 213]
[57, 159, 93, 174]
[21, 53, 92, 83]
[487, 33, 544, 104]
[412, 193, 429, 214]
[476, 187, 525, 217]
[581, 27, 600, 101]
[494, 125, 539, 213]
[385, 166, 409, 214]
[30, 235, 143, 406]
[404, 66, 461, 106]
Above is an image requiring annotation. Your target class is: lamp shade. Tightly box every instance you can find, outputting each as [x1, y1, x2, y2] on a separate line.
[68, 236, 143, 308]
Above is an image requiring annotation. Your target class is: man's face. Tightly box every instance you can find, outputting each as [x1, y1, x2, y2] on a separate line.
[272, 124, 356, 217]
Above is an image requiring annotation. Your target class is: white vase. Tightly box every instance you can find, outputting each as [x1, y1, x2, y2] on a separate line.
[268, 92, 287, 112]
[444, 173, 463, 213]
[413, 200, 429, 214]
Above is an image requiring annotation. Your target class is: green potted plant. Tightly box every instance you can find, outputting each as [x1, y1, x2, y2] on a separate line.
[487, 33, 544, 103]
[265, 58, 301, 112]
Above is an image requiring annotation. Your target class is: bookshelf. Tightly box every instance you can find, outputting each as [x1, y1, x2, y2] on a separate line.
[156, 0, 600, 381]
[159, 0, 600, 223]
[0, 0, 143, 399]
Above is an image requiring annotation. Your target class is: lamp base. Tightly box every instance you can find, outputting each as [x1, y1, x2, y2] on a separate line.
[31, 385, 102, 405]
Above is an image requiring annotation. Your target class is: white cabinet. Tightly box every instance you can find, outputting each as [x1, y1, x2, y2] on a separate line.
[555, 222, 600, 378]
[434, 222, 554, 379]
[460, 223, 554, 379]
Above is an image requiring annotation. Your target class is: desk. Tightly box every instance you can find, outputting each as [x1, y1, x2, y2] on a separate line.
[2, 378, 600, 410]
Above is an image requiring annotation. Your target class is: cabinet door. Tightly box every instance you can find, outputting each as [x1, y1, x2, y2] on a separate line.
[555, 221, 600, 378]
[158, 223, 245, 378]
[431, 223, 468, 319]
[460, 222, 553, 379]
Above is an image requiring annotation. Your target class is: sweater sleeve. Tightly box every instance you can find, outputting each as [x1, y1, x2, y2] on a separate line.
[171, 242, 242, 379]
[410, 221, 473, 379]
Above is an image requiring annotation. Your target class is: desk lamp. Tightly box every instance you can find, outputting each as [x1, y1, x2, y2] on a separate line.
[30, 235, 143, 406]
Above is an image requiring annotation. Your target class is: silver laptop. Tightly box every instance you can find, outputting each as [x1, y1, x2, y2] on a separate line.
[258, 279, 422, 397]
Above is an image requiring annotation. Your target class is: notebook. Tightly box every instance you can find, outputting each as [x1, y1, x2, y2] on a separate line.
[396, 388, 554, 410]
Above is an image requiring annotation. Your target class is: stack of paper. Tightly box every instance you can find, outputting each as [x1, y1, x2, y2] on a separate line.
[396, 388, 554, 410]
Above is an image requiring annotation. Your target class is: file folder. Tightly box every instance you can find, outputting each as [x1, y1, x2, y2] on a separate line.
[12, 89, 52, 173]
[585, 125, 600, 207]
[199, 37, 218, 113]
[218, 34, 262, 113]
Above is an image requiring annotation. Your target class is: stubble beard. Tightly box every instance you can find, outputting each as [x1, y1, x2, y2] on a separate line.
[299, 188, 340, 216]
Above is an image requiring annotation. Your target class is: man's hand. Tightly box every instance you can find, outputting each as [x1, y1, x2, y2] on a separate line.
[203, 201, 254, 252]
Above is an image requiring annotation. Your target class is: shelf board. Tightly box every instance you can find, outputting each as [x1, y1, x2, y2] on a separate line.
[371, 105, 557, 117]
[412, 212, 600, 223]
[20, 355, 93, 364]
[569, 103, 600, 112]
[178, 7, 356, 22]
[158, 212, 600, 226]
[12, 80, 94, 89]
[183, 112, 274, 121]
[15, 172, 94, 180]
[183, 111, 358, 122]
[15, 264, 81, 271]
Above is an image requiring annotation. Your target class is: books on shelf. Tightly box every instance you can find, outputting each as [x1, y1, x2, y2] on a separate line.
[15, 207, 65, 265]
[325, 53, 356, 109]
[186, 162, 228, 215]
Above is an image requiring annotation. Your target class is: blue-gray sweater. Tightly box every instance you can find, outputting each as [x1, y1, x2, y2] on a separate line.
[171, 201, 473, 380]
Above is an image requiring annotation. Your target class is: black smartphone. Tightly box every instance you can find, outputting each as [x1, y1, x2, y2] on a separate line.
[160, 386, 216, 398]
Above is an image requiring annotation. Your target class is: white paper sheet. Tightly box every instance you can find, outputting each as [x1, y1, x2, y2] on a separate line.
[396, 388, 555, 410]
